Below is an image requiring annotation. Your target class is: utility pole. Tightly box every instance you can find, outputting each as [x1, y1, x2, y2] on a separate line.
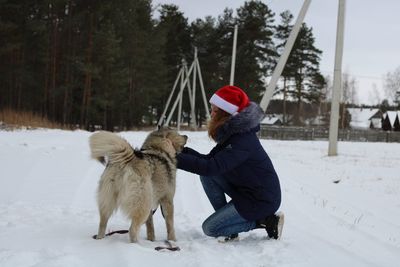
[259, 0, 311, 112]
[230, 24, 238, 86]
[328, 0, 346, 156]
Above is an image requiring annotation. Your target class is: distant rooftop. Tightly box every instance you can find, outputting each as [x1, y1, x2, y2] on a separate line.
[347, 108, 381, 129]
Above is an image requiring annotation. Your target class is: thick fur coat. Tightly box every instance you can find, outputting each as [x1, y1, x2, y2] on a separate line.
[89, 128, 187, 242]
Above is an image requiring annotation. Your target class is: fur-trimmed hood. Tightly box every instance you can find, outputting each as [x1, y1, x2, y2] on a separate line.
[215, 102, 265, 144]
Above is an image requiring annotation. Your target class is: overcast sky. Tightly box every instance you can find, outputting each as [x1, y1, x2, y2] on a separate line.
[153, 0, 400, 105]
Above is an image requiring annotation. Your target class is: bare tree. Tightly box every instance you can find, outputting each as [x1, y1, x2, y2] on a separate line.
[324, 75, 333, 101]
[340, 72, 358, 128]
[342, 72, 358, 104]
[395, 91, 400, 107]
[368, 83, 382, 106]
[384, 66, 400, 104]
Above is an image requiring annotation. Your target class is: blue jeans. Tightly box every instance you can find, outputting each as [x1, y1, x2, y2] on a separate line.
[200, 175, 256, 237]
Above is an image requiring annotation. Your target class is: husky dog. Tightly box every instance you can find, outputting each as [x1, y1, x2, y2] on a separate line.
[89, 128, 187, 243]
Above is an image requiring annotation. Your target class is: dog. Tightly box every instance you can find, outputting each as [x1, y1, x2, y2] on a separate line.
[89, 127, 187, 243]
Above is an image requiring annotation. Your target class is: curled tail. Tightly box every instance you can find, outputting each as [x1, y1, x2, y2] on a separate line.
[89, 131, 134, 165]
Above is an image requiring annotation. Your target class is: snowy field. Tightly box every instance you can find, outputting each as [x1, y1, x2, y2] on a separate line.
[0, 129, 399, 267]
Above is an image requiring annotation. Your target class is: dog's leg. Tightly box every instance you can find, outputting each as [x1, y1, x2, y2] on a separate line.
[160, 198, 176, 241]
[145, 212, 155, 241]
[96, 176, 117, 240]
[128, 209, 150, 243]
[128, 221, 140, 243]
[129, 215, 148, 243]
[96, 208, 113, 239]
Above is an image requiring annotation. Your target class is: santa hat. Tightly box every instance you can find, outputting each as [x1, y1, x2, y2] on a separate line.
[209, 85, 250, 115]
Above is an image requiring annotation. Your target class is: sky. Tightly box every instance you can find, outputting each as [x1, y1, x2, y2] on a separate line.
[152, 0, 400, 105]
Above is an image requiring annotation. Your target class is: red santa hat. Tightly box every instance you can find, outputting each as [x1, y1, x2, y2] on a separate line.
[209, 85, 250, 115]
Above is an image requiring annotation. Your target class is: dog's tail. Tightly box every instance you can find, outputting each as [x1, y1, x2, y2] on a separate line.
[89, 131, 134, 165]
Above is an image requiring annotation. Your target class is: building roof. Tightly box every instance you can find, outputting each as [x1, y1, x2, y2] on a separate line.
[261, 115, 282, 125]
[347, 108, 381, 129]
[384, 111, 400, 126]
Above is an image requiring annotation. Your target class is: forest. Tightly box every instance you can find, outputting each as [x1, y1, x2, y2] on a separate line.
[0, 0, 326, 130]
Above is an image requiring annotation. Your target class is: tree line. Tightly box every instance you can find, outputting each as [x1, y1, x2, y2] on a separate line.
[0, 0, 325, 130]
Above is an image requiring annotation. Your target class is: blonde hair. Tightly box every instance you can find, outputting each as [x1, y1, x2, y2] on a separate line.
[208, 108, 231, 141]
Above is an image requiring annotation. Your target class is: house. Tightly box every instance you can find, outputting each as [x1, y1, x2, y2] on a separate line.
[347, 108, 382, 130]
[261, 114, 283, 126]
[305, 115, 326, 127]
[382, 111, 400, 131]
[369, 110, 384, 129]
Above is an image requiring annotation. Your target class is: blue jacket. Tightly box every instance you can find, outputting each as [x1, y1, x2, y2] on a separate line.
[177, 102, 281, 221]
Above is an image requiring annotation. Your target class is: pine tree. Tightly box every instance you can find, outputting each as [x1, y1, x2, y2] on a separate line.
[234, 0, 277, 101]
[99, 0, 166, 128]
[288, 23, 323, 125]
[0, 0, 49, 113]
[214, 8, 236, 87]
[306, 72, 326, 103]
[191, 16, 219, 124]
[155, 4, 192, 125]
[275, 10, 296, 124]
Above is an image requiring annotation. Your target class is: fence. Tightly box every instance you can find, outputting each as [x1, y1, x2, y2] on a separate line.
[259, 125, 400, 143]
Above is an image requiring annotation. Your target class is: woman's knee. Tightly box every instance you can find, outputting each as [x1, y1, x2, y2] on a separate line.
[202, 217, 218, 237]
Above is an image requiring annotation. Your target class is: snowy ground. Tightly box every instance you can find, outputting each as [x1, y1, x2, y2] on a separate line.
[0, 129, 399, 267]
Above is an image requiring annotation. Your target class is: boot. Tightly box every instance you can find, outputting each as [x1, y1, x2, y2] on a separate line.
[217, 233, 239, 243]
[256, 212, 284, 240]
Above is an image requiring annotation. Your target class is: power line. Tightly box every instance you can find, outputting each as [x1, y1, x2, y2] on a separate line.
[320, 70, 384, 81]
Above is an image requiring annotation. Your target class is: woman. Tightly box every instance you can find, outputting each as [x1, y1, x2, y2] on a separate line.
[177, 85, 284, 242]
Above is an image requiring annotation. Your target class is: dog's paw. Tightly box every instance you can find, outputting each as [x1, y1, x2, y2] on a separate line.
[167, 235, 177, 242]
[92, 234, 104, 240]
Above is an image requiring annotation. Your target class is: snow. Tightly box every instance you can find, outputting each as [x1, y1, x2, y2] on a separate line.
[261, 115, 282, 125]
[347, 108, 380, 129]
[0, 129, 399, 267]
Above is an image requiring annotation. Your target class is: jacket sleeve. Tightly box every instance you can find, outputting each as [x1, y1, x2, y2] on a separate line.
[180, 147, 208, 158]
[177, 143, 250, 176]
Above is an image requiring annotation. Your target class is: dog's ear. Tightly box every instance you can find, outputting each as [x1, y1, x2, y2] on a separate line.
[157, 125, 169, 138]
[157, 125, 167, 138]
[161, 138, 175, 155]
